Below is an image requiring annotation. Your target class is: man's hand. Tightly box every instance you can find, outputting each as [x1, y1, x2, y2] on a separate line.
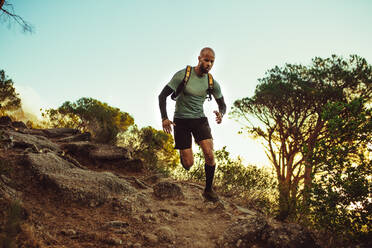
[213, 111, 223, 124]
[162, 119, 175, 134]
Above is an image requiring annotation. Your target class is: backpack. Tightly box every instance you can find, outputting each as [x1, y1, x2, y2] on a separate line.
[171, 65, 214, 101]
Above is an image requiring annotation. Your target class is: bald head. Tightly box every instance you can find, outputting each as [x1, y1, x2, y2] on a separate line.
[200, 47, 215, 57]
[196, 47, 215, 75]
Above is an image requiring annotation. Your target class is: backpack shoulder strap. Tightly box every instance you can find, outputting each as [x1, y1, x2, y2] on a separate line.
[171, 65, 192, 101]
[184, 65, 192, 83]
[206, 73, 214, 101]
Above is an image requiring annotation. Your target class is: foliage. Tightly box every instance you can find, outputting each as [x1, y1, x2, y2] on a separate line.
[0, 70, 21, 116]
[42, 97, 134, 144]
[174, 146, 277, 212]
[306, 98, 371, 244]
[231, 55, 372, 220]
[117, 125, 179, 174]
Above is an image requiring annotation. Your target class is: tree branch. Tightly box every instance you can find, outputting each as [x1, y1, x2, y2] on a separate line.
[1, 1, 33, 33]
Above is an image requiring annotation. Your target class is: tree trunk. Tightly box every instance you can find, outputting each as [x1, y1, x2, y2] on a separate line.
[302, 165, 313, 213]
[278, 180, 290, 220]
[277, 180, 298, 220]
[0, 0, 4, 10]
[277, 174, 300, 221]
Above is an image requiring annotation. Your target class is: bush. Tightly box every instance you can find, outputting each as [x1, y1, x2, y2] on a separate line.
[306, 99, 372, 245]
[117, 125, 179, 174]
[42, 97, 134, 144]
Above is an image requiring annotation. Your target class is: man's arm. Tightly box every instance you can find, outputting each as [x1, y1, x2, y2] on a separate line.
[158, 85, 175, 133]
[158, 85, 173, 120]
[216, 97, 226, 116]
[214, 97, 226, 124]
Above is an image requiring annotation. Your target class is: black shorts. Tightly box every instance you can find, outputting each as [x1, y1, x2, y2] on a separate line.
[173, 117, 212, 150]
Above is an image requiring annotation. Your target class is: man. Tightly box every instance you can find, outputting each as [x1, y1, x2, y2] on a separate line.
[158, 47, 226, 202]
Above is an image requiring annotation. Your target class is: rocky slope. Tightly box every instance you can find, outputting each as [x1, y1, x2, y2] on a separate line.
[0, 116, 320, 248]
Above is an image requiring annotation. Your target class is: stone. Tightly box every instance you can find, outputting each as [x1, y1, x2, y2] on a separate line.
[42, 128, 80, 138]
[19, 129, 46, 136]
[57, 132, 91, 142]
[141, 213, 158, 223]
[24, 152, 136, 205]
[155, 226, 175, 243]
[220, 214, 320, 248]
[234, 204, 257, 216]
[61, 229, 77, 236]
[220, 215, 268, 247]
[4, 130, 61, 152]
[153, 182, 184, 200]
[89, 144, 130, 161]
[122, 159, 144, 172]
[105, 236, 123, 245]
[144, 233, 159, 244]
[60, 141, 96, 156]
[0, 116, 12, 126]
[133, 243, 142, 248]
[104, 220, 129, 229]
[263, 222, 320, 248]
[144, 174, 165, 184]
[12, 121, 27, 129]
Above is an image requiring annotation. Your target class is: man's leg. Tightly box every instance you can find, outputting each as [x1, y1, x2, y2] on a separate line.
[199, 139, 219, 201]
[199, 138, 215, 166]
[179, 148, 194, 170]
[173, 118, 193, 170]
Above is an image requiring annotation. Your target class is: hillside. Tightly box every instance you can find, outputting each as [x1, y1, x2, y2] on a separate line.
[0, 116, 320, 248]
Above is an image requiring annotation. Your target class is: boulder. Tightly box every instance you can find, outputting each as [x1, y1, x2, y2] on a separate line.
[19, 128, 47, 136]
[60, 141, 96, 156]
[0, 116, 12, 126]
[12, 121, 27, 129]
[57, 132, 91, 143]
[24, 152, 136, 206]
[89, 145, 130, 161]
[153, 182, 184, 200]
[42, 128, 80, 138]
[262, 222, 320, 248]
[3, 130, 61, 152]
[220, 215, 320, 248]
[122, 159, 144, 172]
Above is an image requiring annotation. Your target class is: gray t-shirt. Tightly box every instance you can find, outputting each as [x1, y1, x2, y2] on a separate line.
[167, 67, 223, 119]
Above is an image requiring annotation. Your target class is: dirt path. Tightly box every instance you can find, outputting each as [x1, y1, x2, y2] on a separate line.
[5, 149, 245, 248]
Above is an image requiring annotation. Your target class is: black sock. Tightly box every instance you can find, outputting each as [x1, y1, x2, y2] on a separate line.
[204, 164, 216, 191]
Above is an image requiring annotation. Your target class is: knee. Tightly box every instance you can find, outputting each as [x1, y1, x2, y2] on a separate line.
[181, 156, 194, 169]
[204, 152, 215, 165]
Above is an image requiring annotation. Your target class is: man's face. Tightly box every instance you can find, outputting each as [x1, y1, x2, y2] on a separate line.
[198, 51, 215, 74]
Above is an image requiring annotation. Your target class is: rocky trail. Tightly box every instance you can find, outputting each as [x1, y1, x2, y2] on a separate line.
[0, 116, 319, 248]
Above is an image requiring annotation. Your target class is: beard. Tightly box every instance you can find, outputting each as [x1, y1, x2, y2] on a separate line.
[200, 65, 210, 74]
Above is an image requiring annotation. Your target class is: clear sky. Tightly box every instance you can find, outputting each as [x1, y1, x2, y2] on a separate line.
[1, 0, 372, 167]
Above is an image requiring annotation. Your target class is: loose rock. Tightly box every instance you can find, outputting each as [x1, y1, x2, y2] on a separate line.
[153, 182, 184, 200]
